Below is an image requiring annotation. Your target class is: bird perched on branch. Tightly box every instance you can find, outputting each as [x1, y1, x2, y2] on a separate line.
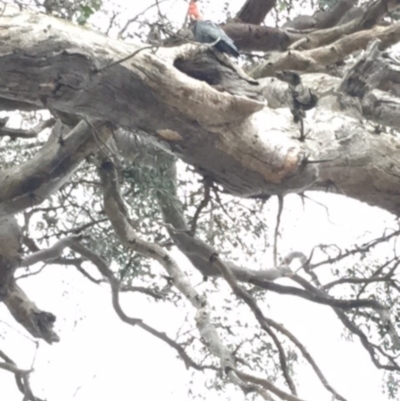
[187, 0, 240, 58]
[276, 71, 318, 141]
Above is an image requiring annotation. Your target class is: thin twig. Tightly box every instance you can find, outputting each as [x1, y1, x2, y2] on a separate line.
[81, 117, 117, 162]
[96, 46, 155, 73]
[190, 179, 211, 236]
[0, 1, 7, 18]
[70, 242, 217, 372]
[118, 0, 169, 37]
[273, 195, 284, 266]
[310, 228, 400, 270]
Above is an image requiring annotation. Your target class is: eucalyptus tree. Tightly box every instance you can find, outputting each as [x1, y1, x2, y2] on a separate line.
[1, 0, 400, 400]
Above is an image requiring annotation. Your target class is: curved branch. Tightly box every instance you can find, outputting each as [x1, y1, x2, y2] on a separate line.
[209, 256, 309, 401]
[0, 117, 55, 139]
[291, 274, 400, 363]
[335, 309, 400, 371]
[0, 350, 44, 401]
[97, 157, 299, 398]
[322, 258, 400, 291]
[0, 120, 112, 217]
[283, 0, 357, 30]
[20, 234, 82, 267]
[315, 0, 357, 29]
[70, 242, 216, 371]
[156, 161, 294, 281]
[250, 276, 387, 311]
[0, 216, 59, 344]
[4, 5, 400, 214]
[264, 317, 347, 401]
[251, 21, 400, 78]
[0, 361, 29, 375]
[168, 0, 396, 53]
[235, 0, 276, 24]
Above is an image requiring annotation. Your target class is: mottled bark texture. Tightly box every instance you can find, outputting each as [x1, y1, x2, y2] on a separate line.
[2, 0, 400, 344]
[1, 6, 400, 213]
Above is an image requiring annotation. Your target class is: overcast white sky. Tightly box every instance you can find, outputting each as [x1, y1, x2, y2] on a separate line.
[1, 192, 397, 401]
[1, 1, 399, 401]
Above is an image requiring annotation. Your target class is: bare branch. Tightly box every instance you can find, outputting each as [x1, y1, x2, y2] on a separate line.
[97, 158, 283, 395]
[273, 195, 284, 266]
[339, 39, 389, 97]
[263, 317, 347, 401]
[251, 275, 387, 311]
[0, 349, 44, 401]
[0, 117, 55, 139]
[96, 46, 156, 73]
[251, 21, 400, 78]
[335, 309, 400, 371]
[0, 120, 112, 217]
[69, 242, 216, 371]
[190, 179, 211, 236]
[322, 259, 400, 290]
[20, 234, 82, 267]
[119, 284, 165, 300]
[118, 0, 169, 38]
[289, 274, 400, 364]
[310, 229, 400, 270]
[0, 361, 29, 375]
[208, 254, 308, 399]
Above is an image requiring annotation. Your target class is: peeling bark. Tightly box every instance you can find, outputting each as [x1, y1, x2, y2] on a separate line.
[0, 6, 314, 199]
[4, 282, 59, 344]
[1, 6, 400, 214]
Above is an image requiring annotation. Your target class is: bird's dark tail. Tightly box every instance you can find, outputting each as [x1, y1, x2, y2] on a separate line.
[215, 41, 240, 57]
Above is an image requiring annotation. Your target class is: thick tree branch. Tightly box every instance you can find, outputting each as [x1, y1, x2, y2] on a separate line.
[4, 6, 400, 214]
[0, 120, 112, 217]
[314, 0, 357, 29]
[168, 0, 397, 53]
[0, 217, 59, 343]
[0, 361, 29, 375]
[235, 0, 276, 24]
[3, 281, 59, 344]
[283, 0, 357, 30]
[156, 160, 294, 281]
[251, 21, 400, 78]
